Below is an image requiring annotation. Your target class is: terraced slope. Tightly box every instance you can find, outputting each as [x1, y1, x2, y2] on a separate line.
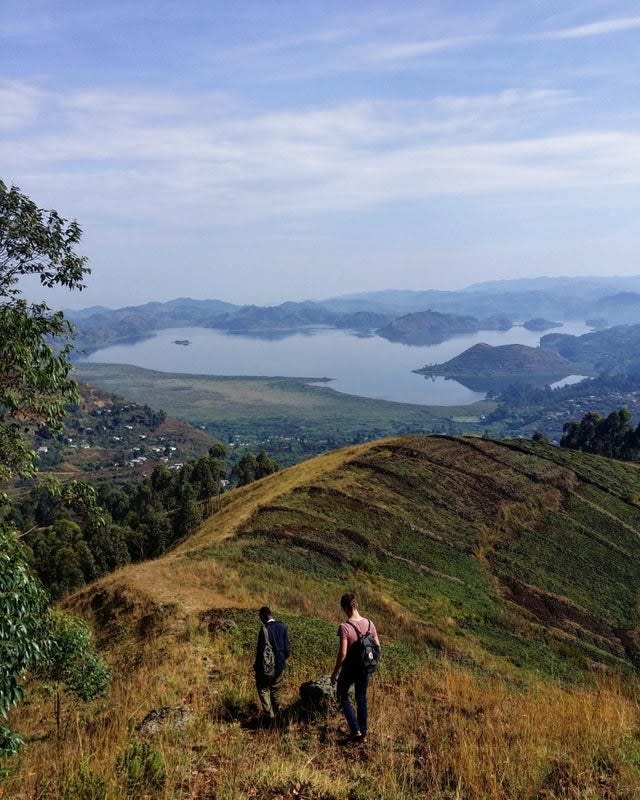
[71, 435, 640, 679]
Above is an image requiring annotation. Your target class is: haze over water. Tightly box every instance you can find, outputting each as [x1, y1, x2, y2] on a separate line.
[82, 322, 590, 406]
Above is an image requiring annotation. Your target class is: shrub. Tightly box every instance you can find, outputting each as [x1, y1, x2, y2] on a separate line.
[116, 739, 166, 796]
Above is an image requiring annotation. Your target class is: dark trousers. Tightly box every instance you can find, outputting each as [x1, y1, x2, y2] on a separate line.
[337, 670, 370, 736]
[256, 671, 284, 718]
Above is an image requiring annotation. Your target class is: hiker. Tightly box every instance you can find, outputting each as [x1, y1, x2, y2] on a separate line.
[330, 592, 381, 743]
[254, 606, 290, 720]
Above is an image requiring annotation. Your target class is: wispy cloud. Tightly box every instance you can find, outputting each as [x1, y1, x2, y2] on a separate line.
[0, 80, 44, 130]
[540, 15, 640, 40]
[355, 35, 482, 64]
[3, 82, 638, 232]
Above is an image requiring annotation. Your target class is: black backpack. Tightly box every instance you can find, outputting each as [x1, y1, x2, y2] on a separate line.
[346, 620, 380, 674]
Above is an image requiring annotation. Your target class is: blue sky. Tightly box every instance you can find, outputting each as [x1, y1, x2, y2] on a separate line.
[2, 1, 640, 308]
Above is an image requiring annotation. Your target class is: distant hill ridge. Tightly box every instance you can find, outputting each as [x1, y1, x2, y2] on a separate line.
[68, 275, 640, 355]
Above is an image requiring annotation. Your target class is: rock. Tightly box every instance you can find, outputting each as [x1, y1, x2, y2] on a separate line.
[299, 676, 335, 713]
[198, 610, 238, 636]
[137, 706, 194, 736]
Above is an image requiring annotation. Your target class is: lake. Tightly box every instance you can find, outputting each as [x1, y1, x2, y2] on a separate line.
[81, 322, 591, 407]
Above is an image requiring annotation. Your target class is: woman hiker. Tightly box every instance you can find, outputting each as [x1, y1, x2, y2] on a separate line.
[330, 592, 381, 744]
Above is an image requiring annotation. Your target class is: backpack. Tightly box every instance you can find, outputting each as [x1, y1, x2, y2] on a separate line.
[346, 620, 380, 674]
[261, 624, 276, 677]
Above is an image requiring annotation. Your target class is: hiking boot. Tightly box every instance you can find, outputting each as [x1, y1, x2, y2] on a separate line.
[338, 731, 364, 745]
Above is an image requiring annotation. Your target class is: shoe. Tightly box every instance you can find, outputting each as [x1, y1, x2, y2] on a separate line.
[338, 731, 364, 745]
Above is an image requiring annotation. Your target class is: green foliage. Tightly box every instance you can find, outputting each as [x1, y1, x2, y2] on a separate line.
[44, 611, 109, 701]
[26, 518, 97, 598]
[0, 521, 52, 756]
[62, 761, 107, 800]
[37, 611, 109, 738]
[232, 449, 279, 486]
[116, 739, 166, 796]
[0, 184, 111, 758]
[561, 407, 640, 459]
[0, 180, 89, 479]
[11, 445, 227, 597]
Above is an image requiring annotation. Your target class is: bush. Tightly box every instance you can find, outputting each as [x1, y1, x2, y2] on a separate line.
[62, 761, 107, 800]
[116, 739, 166, 796]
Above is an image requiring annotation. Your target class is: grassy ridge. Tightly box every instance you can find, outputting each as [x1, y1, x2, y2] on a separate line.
[8, 435, 640, 798]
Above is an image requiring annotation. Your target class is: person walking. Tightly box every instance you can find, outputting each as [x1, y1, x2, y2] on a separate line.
[330, 592, 381, 744]
[254, 606, 290, 722]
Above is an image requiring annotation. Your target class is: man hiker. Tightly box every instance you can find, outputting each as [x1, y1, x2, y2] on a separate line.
[330, 592, 381, 744]
[254, 606, 290, 721]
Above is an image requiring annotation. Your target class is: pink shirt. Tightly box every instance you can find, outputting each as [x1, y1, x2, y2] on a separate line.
[338, 617, 378, 647]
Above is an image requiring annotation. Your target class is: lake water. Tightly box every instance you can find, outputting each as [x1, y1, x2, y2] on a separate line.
[81, 322, 591, 407]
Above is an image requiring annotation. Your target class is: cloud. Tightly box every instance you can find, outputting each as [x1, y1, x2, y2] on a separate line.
[355, 35, 481, 64]
[540, 15, 640, 40]
[2, 82, 639, 232]
[0, 80, 43, 130]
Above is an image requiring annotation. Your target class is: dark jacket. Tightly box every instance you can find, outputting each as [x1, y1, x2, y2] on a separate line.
[254, 619, 291, 676]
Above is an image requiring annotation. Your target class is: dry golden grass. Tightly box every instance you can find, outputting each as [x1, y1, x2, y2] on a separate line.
[6, 613, 640, 800]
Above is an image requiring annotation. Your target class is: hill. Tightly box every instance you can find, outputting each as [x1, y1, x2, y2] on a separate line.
[542, 322, 640, 374]
[417, 343, 573, 390]
[376, 310, 511, 345]
[9, 435, 640, 798]
[31, 381, 218, 482]
[70, 299, 391, 354]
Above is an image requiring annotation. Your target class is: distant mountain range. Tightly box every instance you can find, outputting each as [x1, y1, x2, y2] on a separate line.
[66, 275, 640, 356]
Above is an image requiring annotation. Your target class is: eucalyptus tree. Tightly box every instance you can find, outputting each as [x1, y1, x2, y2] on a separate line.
[0, 180, 100, 756]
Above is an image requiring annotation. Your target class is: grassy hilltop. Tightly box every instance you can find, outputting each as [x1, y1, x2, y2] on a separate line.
[9, 435, 640, 798]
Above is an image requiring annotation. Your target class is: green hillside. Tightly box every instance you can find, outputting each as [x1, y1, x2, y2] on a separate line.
[9, 435, 640, 799]
[419, 343, 574, 390]
[166, 434, 640, 678]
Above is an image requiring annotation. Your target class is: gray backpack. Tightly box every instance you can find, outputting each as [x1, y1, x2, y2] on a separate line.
[261, 624, 276, 677]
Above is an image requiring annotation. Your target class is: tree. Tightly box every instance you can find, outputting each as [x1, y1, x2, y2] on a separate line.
[232, 450, 279, 486]
[0, 181, 90, 755]
[232, 452, 257, 486]
[0, 523, 52, 755]
[255, 450, 279, 479]
[0, 180, 89, 479]
[560, 407, 640, 460]
[38, 611, 109, 738]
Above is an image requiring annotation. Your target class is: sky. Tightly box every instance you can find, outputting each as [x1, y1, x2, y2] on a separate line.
[2, 1, 640, 309]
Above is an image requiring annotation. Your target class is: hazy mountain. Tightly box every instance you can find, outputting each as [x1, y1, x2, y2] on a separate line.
[67, 276, 640, 356]
[323, 276, 640, 321]
[465, 275, 640, 295]
[541, 323, 640, 374]
[377, 310, 512, 345]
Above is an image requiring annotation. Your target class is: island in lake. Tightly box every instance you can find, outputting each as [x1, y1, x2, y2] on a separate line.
[173, 339, 191, 346]
[522, 318, 562, 332]
[416, 342, 574, 391]
[376, 310, 512, 345]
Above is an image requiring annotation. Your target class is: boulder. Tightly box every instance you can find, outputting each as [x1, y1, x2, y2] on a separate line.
[299, 676, 335, 713]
